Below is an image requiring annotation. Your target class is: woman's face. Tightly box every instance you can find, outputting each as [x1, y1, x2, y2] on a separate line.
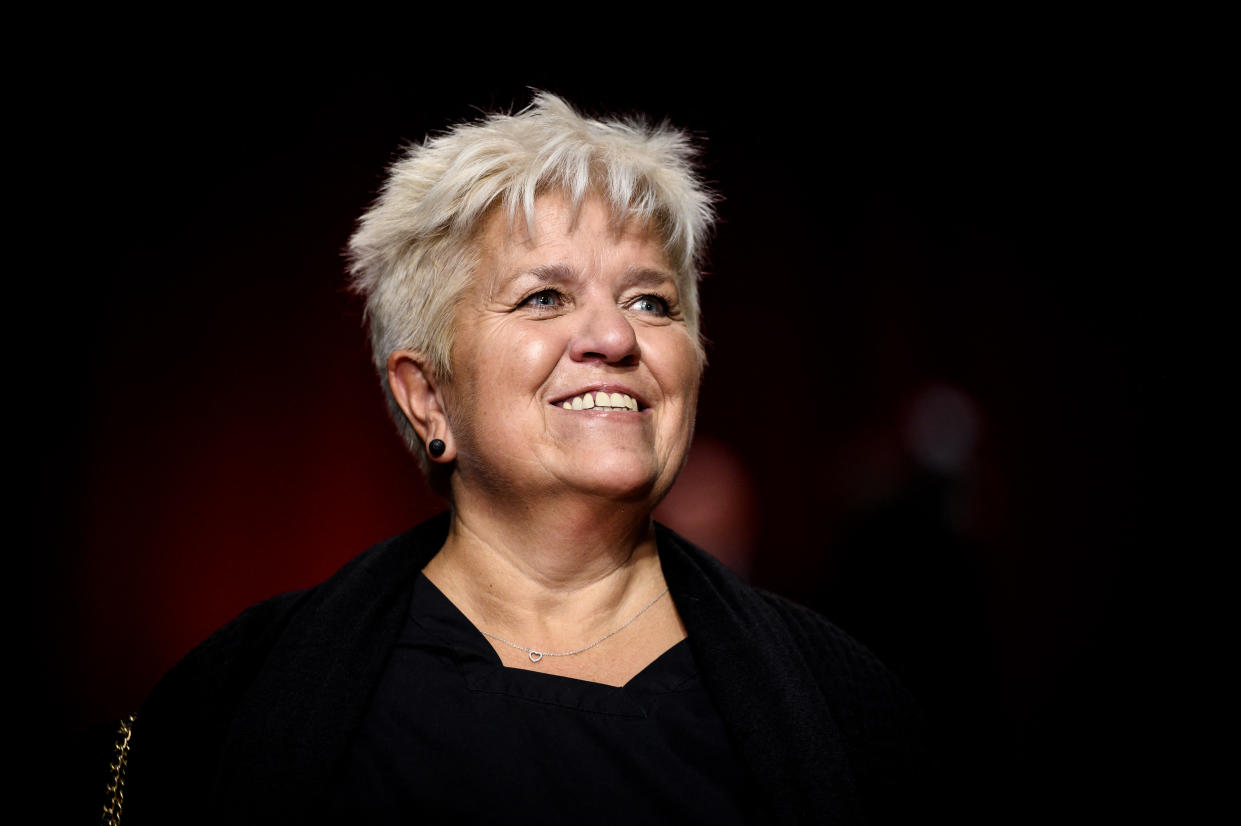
[442, 193, 701, 508]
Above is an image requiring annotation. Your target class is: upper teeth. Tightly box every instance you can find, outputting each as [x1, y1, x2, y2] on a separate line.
[561, 392, 639, 412]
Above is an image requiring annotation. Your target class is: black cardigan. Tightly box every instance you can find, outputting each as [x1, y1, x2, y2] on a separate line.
[123, 514, 925, 824]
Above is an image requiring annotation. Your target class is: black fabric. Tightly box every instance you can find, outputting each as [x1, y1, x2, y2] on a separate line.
[330, 573, 752, 823]
[123, 513, 926, 824]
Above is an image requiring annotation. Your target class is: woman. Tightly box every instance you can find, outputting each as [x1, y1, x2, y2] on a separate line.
[115, 94, 923, 824]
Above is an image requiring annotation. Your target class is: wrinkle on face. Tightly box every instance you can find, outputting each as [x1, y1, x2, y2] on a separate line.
[441, 193, 700, 508]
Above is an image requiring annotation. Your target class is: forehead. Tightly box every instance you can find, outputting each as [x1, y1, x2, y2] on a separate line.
[475, 193, 672, 278]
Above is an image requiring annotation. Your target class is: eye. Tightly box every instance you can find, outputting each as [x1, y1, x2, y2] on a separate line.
[520, 288, 566, 310]
[630, 294, 671, 316]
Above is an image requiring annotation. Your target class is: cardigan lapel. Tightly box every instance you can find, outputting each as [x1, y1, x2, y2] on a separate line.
[213, 513, 450, 820]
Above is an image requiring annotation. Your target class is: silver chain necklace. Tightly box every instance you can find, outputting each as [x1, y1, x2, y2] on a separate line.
[480, 587, 670, 663]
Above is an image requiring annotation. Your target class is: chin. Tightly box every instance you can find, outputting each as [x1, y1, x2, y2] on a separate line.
[561, 467, 660, 503]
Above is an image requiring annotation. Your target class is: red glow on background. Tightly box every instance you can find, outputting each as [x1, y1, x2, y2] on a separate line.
[31, 63, 1168, 824]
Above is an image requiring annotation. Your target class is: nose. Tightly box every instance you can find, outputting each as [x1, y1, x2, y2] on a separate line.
[569, 304, 640, 366]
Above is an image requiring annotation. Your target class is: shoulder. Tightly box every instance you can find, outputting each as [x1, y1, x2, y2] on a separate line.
[752, 586, 924, 756]
[137, 519, 433, 718]
[143, 513, 449, 700]
[656, 522, 928, 823]
[138, 587, 310, 719]
[768, 584, 931, 824]
[123, 586, 312, 823]
[753, 588, 909, 701]
[656, 520, 893, 678]
[123, 514, 451, 824]
[663, 524, 917, 717]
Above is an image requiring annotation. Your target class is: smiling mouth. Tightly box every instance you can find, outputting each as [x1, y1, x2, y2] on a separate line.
[554, 391, 641, 412]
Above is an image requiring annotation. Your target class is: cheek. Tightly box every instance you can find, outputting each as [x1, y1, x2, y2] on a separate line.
[453, 324, 565, 423]
[652, 332, 703, 403]
[505, 328, 564, 382]
[648, 334, 701, 458]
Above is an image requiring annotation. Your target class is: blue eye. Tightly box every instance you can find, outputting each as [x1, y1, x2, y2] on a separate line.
[632, 295, 670, 316]
[522, 289, 564, 309]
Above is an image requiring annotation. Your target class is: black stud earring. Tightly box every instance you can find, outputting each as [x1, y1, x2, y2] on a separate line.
[428, 438, 446, 458]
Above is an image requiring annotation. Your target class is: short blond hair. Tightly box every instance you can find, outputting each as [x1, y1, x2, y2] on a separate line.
[347, 92, 715, 461]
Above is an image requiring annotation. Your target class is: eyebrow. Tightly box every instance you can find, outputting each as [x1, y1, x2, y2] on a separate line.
[500, 263, 677, 291]
[622, 266, 677, 289]
[525, 263, 580, 284]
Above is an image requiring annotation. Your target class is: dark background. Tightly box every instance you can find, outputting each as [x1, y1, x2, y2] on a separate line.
[25, 39, 1184, 823]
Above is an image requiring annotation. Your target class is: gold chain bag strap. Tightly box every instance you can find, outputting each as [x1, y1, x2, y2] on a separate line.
[101, 713, 136, 826]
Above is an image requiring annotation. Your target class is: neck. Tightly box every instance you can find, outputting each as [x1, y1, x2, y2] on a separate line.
[423, 486, 666, 650]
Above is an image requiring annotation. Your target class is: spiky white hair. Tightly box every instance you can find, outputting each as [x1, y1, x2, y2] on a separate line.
[347, 92, 716, 464]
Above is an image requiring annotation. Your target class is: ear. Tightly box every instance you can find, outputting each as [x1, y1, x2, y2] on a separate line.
[387, 350, 457, 463]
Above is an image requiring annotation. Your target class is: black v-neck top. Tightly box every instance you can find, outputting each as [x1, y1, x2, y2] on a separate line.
[332, 574, 753, 824]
